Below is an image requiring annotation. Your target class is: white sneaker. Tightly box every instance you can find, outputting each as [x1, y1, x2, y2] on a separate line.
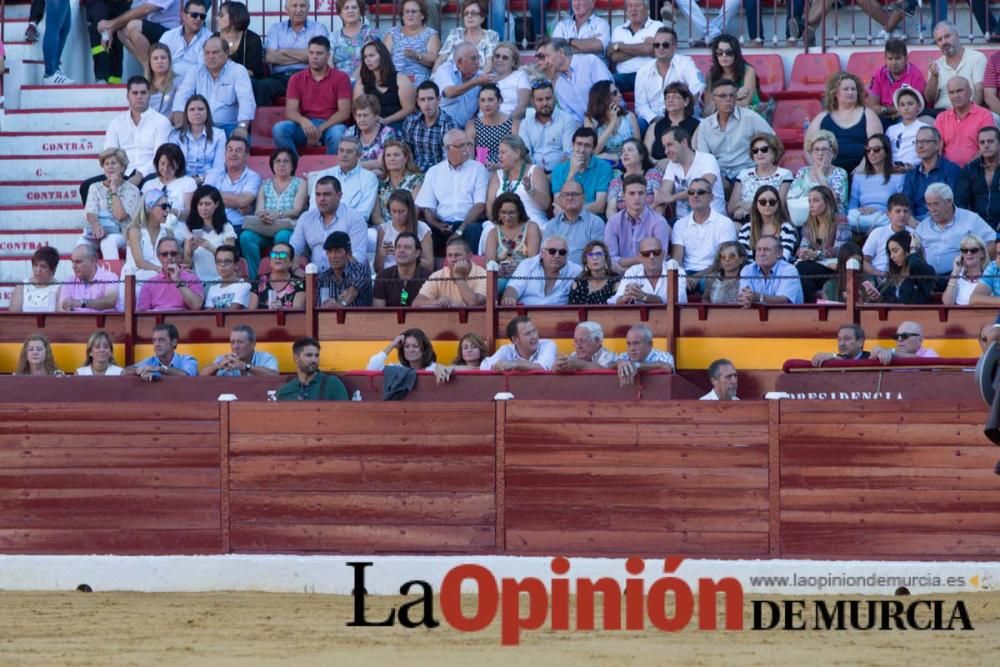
[42, 71, 76, 85]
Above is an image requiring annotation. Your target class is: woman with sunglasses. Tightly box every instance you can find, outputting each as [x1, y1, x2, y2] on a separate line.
[126, 190, 176, 290]
[367, 328, 438, 371]
[248, 242, 306, 310]
[569, 240, 620, 305]
[942, 234, 988, 305]
[702, 241, 747, 304]
[644, 82, 699, 165]
[738, 185, 798, 262]
[584, 80, 641, 164]
[605, 139, 661, 220]
[728, 133, 792, 224]
[704, 35, 760, 116]
[867, 231, 934, 304]
[848, 134, 905, 234]
[435, 0, 498, 73]
[491, 42, 530, 120]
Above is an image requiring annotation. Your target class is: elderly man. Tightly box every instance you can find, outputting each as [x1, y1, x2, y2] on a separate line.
[276, 337, 348, 401]
[615, 323, 674, 386]
[935, 77, 997, 167]
[871, 321, 940, 364]
[923, 21, 987, 111]
[811, 324, 871, 367]
[609, 236, 687, 305]
[957, 127, 1000, 229]
[700, 359, 739, 400]
[606, 175, 670, 272]
[125, 323, 198, 379]
[656, 127, 725, 220]
[307, 136, 378, 216]
[403, 81, 459, 172]
[738, 235, 803, 306]
[915, 182, 995, 276]
[257, 0, 330, 105]
[291, 176, 369, 270]
[552, 0, 611, 58]
[272, 36, 352, 157]
[543, 181, 605, 261]
[481, 316, 557, 371]
[200, 325, 280, 377]
[694, 78, 774, 183]
[535, 37, 612, 124]
[204, 136, 262, 232]
[317, 231, 372, 307]
[863, 194, 921, 277]
[59, 245, 121, 312]
[517, 80, 575, 172]
[158, 0, 209, 79]
[501, 235, 582, 306]
[671, 177, 737, 275]
[633, 27, 704, 127]
[412, 237, 488, 307]
[433, 42, 490, 128]
[172, 35, 256, 137]
[551, 128, 613, 217]
[136, 237, 204, 311]
[608, 0, 661, 93]
[100, 0, 181, 67]
[553, 321, 618, 372]
[901, 126, 961, 219]
[415, 128, 490, 256]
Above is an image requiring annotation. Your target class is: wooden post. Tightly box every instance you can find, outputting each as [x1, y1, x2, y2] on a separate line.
[767, 397, 782, 558]
[123, 273, 136, 366]
[304, 265, 317, 340]
[485, 265, 498, 353]
[845, 259, 860, 324]
[219, 399, 231, 554]
[666, 261, 679, 361]
[494, 400, 507, 553]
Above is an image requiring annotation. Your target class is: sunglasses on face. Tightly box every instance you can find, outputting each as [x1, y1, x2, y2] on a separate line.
[716, 49, 735, 56]
[544, 248, 568, 256]
[653, 41, 673, 48]
[757, 198, 778, 206]
[640, 249, 663, 258]
[894, 332, 920, 340]
[687, 189, 709, 196]
[585, 251, 606, 258]
[159, 251, 180, 257]
[271, 251, 290, 259]
[495, 53, 512, 61]
[752, 146, 770, 154]
[157, 203, 171, 210]
[961, 247, 981, 254]
[188, 11, 207, 19]
[865, 146, 884, 153]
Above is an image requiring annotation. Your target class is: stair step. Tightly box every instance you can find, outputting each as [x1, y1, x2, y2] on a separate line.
[0, 182, 83, 207]
[0, 132, 104, 156]
[0, 156, 99, 181]
[2, 108, 125, 132]
[0, 230, 80, 257]
[20, 85, 128, 110]
[0, 206, 86, 231]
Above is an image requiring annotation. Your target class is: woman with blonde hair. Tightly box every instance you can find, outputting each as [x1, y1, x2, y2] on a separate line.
[806, 71, 882, 173]
[795, 185, 852, 302]
[943, 233, 989, 305]
[787, 130, 849, 224]
[76, 330, 125, 376]
[15, 334, 63, 376]
[486, 134, 550, 226]
[491, 41, 530, 120]
[728, 133, 792, 224]
[145, 43, 175, 117]
[83, 147, 141, 259]
[374, 140, 424, 225]
[434, 332, 488, 384]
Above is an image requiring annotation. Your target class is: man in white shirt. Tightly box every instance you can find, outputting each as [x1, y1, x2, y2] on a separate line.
[518, 80, 575, 172]
[480, 316, 558, 371]
[551, 0, 611, 59]
[553, 321, 619, 371]
[615, 323, 675, 386]
[535, 37, 612, 124]
[700, 358, 739, 400]
[924, 21, 987, 110]
[633, 27, 705, 126]
[307, 136, 378, 217]
[290, 175, 370, 269]
[670, 177, 737, 275]
[415, 129, 490, 256]
[694, 78, 774, 182]
[158, 0, 210, 78]
[608, 0, 661, 93]
[863, 193, 920, 276]
[668, 0, 742, 46]
[655, 127, 725, 220]
[609, 236, 688, 304]
[501, 235, 582, 306]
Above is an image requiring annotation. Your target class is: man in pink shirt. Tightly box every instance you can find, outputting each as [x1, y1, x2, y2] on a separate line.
[935, 76, 997, 167]
[59, 245, 122, 312]
[872, 321, 940, 364]
[136, 237, 204, 311]
[867, 38, 926, 125]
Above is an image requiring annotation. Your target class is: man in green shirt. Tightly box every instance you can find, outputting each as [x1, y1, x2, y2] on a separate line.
[276, 337, 349, 401]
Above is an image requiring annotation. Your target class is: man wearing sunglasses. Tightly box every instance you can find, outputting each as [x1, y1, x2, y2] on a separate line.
[136, 237, 205, 311]
[158, 0, 210, 79]
[671, 177, 736, 279]
[608, 236, 686, 305]
[501, 236, 581, 306]
[871, 321, 940, 364]
[633, 26, 703, 127]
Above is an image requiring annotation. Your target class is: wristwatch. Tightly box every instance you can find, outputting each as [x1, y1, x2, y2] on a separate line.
[176, 280, 187, 289]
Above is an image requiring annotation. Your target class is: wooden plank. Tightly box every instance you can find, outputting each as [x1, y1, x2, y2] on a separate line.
[0, 529, 223, 554]
[778, 401, 988, 423]
[780, 488, 1000, 511]
[507, 466, 768, 489]
[504, 423, 770, 448]
[505, 529, 769, 557]
[505, 401, 769, 424]
[779, 423, 990, 447]
[780, 510, 1000, 531]
[229, 433, 493, 455]
[0, 403, 218, 420]
[780, 466, 1000, 490]
[505, 446, 768, 468]
[780, 526, 1000, 558]
[506, 506, 768, 532]
[230, 524, 495, 553]
[0, 446, 221, 468]
[229, 457, 494, 491]
[229, 491, 494, 524]
[0, 421, 220, 435]
[219, 401, 231, 555]
[495, 401, 505, 553]
[228, 404, 494, 435]
[0, 468, 220, 489]
[768, 398, 781, 559]
[506, 487, 770, 510]
[779, 444, 997, 468]
[0, 434, 221, 449]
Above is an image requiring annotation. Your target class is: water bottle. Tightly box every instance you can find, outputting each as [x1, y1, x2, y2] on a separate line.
[266, 390, 277, 402]
[351, 390, 362, 402]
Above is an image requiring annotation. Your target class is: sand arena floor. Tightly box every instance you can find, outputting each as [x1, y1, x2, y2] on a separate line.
[1, 591, 999, 665]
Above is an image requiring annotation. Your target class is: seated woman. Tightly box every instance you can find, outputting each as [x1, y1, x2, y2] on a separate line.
[486, 134, 550, 227]
[738, 185, 798, 263]
[787, 130, 849, 224]
[330, 0, 379, 82]
[868, 231, 935, 304]
[645, 82, 699, 165]
[434, 332, 489, 383]
[568, 240, 620, 305]
[942, 233, 988, 306]
[126, 189, 176, 294]
[805, 72, 882, 174]
[847, 134, 905, 233]
[145, 43, 176, 117]
[884, 86, 929, 169]
[382, 0, 440, 85]
[9, 246, 61, 313]
[247, 242, 306, 309]
[76, 329, 124, 376]
[703, 35, 761, 116]
[204, 245, 251, 310]
[795, 185, 852, 302]
[492, 42, 530, 120]
[821, 242, 865, 302]
[467, 84, 517, 169]
[141, 142, 197, 222]
[728, 133, 792, 224]
[83, 148, 141, 259]
[435, 0, 498, 72]
[605, 139, 661, 220]
[703, 241, 748, 304]
[168, 95, 227, 183]
[240, 148, 308, 281]
[484, 192, 541, 286]
[15, 334, 64, 376]
[375, 189, 434, 273]
[354, 40, 416, 131]
[345, 95, 399, 176]
[375, 140, 424, 225]
[218, 2, 264, 80]
[583, 81, 640, 165]
[178, 185, 237, 284]
[367, 328, 438, 371]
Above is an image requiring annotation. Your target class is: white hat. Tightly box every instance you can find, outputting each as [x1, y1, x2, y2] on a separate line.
[892, 84, 925, 115]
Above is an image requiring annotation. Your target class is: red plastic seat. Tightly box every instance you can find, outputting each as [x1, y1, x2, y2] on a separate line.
[780, 148, 808, 174]
[846, 51, 885, 92]
[744, 53, 784, 100]
[298, 154, 339, 175]
[248, 155, 272, 179]
[250, 106, 285, 156]
[772, 98, 823, 148]
[906, 50, 938, 79]
[774, 53, 840, 100]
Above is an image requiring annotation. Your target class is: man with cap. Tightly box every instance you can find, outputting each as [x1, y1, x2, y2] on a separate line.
[316, 231, 372, 307]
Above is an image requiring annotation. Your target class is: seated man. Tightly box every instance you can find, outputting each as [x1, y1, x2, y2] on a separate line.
[136, 238, 204, 311]
[101, 0, 182, 67]
[609, 236, 687, 304]
[159, 0, 210, 79]
[257, 0, 330, 106]
[403, 81, 459, 172]
[433, 42, 488, 128]
[307, 137, 378, 217]
[606, 174, 670, 273]
[901, 126, 961, 220]
[863, 193, 920, 278]
[200, 324, 280, 376]
[317, 231, 372, 308]
[276, 336, 349, 400]
[608, 0, 660, 92]
[737, 235, 804, 306]
[935, 76, 997, 167]
[866, 38, 927, 126]
[501, 236, 581, 306]
[59, 245, 121, 313]
[551, 128, 613, 218]
[670, 177, 736, 277]
[700, 358, 739, 401]
[535, 37, 611, 124]
[551, 0, 611, 59]
[871, 321, 940, 364]
[615, 323, 674, 386]
[373, 232, 432, 307]
[553, 321, 619, 371]
[915, 182, 995, 276]
[125, 322, 198, 380]
[655, 127, 725, 220]
[956, 126, 1000, 229]
[290, 175, 369, 270]
[543, 181, 605, 262]
[204, 245, 252, 309]
[694, 78, 774, 184]
[923, 21, 987, 112]
[633, 27, 704, 127]
[517, 80, 575, 173]
[412, 237, 488, 307]
[172, 35, 256, 137]
[204, 136, 263, 233]
[970, 248, 1000, 305]
[811, 323, 871, 366]
[480, 316, 557, 371]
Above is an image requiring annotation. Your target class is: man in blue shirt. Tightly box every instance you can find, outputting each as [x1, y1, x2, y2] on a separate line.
[738, 235, 804, 305]
[432, 43, 489, 128]
[902, 126, 961, 219]
[157, 0, 210, 78]
[172, 35, 257, 137]
[550, 127, 613, 217]
[125, 323, 199, 380]
[204, 136, 262, 232]
[915, 181, 996, 275]
[200, 325, 280, 377]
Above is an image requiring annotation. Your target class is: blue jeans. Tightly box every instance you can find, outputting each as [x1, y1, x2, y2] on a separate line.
[272, 119, 346, 156]
[42, 0, 72, 76]
[613, 71, 637, 94]
[240, 228, 294, 282]
[745, 0, 764, 40]
[490, 0, 545, 41]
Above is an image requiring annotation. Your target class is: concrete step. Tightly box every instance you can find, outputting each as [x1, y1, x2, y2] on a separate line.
[3, 42, 42, 64]
[0, 182, 84, 207]
[0, 230, 80, 257]
[20, 85, 127, 110]
[1, 4, 30, 20]
[0, 206, 86, 232]
[0, 132, 104, 157]
[0, 156, 99, 181]
[2, 108, 123, 132]
[2, 18, 29, 43]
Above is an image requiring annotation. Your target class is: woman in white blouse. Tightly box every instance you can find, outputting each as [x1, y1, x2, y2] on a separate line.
[9, 247, 61, 313]
[367, 329, 438, 371]
[141, 143, 196, 222]
[491, 41, 529, 119]
[76, 330, 125, 376]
